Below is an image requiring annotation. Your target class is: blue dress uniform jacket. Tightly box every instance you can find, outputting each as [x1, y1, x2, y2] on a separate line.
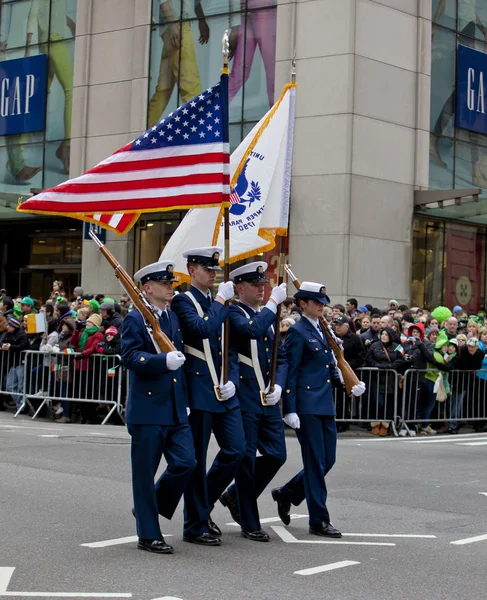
[283, 317, 341, 417]
[122, 309, 187, 425]
[121, 309, 196, 541]
[171, 285, 246, 537]
[171, 285, 239, 412]
[227, 301, 288, 532]
[278, 316, 342, 528]
[229, 302, 288, 413]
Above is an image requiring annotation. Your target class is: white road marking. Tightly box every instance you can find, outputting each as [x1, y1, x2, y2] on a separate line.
[270, 527, 395, 546]
[0, 569, 15, 593]
[456, 441, 487, 446]
[406, 436, 487, 444]
[480, 492, 487, 497]
[0, 567, 131, 598]
[150, 597, 185, 600]
[294, 560, 360, 576]
[1, 593, 132, 598]
[342, 533, 436, 538]
[39, 435, 59, 438]
[226, 514, 308, 526]
[81, 535, 173, 548]
[0, 425, 63, 432]
[451, 533, 487, 546]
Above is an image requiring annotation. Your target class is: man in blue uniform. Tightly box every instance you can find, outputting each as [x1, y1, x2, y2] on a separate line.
[271, 282, 365, 537]
[171, 247, 246, 546]
[219, 262, 288, 541]
[121, 260, 196, 554]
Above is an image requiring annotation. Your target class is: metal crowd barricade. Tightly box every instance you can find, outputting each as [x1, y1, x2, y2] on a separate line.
[335, 367, 399, 435]
[399, 368, 487, 435]
[17, 350, 125, 425]
[0, 349, 34, 413]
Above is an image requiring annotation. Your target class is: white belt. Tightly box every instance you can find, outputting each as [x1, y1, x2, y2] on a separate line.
[237, 306, 266, 394]
[184, 291, 223, 400]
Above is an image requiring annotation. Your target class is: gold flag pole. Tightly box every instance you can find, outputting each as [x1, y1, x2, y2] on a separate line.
[221, 30, 231, 385]
[267, 55, 296, 399]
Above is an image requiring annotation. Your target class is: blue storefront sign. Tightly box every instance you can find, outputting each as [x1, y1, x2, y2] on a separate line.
[457, 45, 487, 135]
[0, 55, 48, 136]
[84, 222, 107, 243]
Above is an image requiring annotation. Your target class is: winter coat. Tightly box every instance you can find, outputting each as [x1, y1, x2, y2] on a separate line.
[366, 329, 406, 393]
[339, 329, 366, 372]
[95, 335, 121, 356]
[70, 329, 104, 371]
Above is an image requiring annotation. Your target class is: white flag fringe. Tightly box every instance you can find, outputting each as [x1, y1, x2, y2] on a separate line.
[160, 84, 296, 282]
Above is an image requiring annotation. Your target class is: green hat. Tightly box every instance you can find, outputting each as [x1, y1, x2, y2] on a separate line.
[89, 299, 100, 313]
[103, 297, 115, 304]
[20, 297, 34, 307]
[13, 304, 22, 318]
[435, 332, 449, 350]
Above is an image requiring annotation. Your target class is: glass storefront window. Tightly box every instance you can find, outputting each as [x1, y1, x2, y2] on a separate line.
[149, 0, 277, 148]
[134, 213, 185, 270]
[432, 0, 456, 29]
[0, 0, 76, 209]
[412, 218, 487, 311]
[0, 0, 35, 51]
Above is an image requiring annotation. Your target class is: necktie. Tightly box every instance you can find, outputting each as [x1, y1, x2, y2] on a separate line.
[161, 311, 170, 331]
[316, 323, 324, 339]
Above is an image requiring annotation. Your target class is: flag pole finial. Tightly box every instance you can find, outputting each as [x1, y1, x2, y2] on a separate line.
[222, 30, 230, 73]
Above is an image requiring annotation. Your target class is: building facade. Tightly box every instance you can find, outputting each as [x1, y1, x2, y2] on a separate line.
[2, 0, 487, 310]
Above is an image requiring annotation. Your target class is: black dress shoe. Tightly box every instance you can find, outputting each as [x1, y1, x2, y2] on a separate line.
[309, 522, 342, 538]
[183, 533, 222, 546]
[271, 487, 291, 526]
[241, 529, 270, 542]
[219, 491, 241, 524]
[137, 538, 174, 554]
[208, 518, 221, 537]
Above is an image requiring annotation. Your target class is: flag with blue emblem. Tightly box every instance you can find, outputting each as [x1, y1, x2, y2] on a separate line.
[160, 83, 296, 282]
[18, 76, 230, 235]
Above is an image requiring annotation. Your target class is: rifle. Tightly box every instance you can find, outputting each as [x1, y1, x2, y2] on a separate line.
[283, 264, 360, 396]
[89, 230, 176, 353]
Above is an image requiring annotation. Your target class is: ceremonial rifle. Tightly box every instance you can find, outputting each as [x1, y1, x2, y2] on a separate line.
[89, 230, 176, 353]
[283, 264, 360, 396]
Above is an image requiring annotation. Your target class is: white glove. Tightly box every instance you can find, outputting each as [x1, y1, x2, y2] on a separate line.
[284, 413, 300, 429]
[216, 281, 235, 302]
[270, 283, 287, 305]
[166, 351, 186, 371]
[219, 380, 236, 400]
[186, 407, 191, 416]
[264, 383, 282, 406]
[352, 381, 366, 397]
[338, 368, 344, 384]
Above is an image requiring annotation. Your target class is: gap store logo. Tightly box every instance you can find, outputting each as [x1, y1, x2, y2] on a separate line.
[0, 55, 47, 136]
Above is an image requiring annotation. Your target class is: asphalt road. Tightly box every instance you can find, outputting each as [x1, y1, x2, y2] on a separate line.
[1, 413, 486, 600]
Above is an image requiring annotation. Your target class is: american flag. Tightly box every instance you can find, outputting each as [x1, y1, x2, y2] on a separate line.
[18, 76, 230, 235]
[229, 189, 240, 204]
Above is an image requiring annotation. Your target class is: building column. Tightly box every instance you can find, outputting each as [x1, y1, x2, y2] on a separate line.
[275, 0, 432, 306]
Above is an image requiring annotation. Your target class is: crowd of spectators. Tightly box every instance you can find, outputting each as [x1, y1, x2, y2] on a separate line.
[0, 282, 126, 423]
[1, 283, 487, 435]
[279, 298, 487, 436]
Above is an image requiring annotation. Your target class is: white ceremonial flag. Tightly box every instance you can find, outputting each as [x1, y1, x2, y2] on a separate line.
[160, 84, 296, 282]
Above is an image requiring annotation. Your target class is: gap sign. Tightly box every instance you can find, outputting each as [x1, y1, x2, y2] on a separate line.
[0, 55, 47, 136]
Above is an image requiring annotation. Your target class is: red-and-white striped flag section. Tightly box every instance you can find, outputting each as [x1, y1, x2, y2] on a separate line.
[17, 76, 230, 235]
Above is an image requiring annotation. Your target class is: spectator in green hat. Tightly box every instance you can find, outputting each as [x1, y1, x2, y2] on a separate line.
[20, 297, 35, 316]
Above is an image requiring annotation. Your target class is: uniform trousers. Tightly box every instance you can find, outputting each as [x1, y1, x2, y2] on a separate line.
[184, 407, 246, 536]
[128, 423, 196, 540]
[227, 411, 286, 531]
[279, 415, 337, 526]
